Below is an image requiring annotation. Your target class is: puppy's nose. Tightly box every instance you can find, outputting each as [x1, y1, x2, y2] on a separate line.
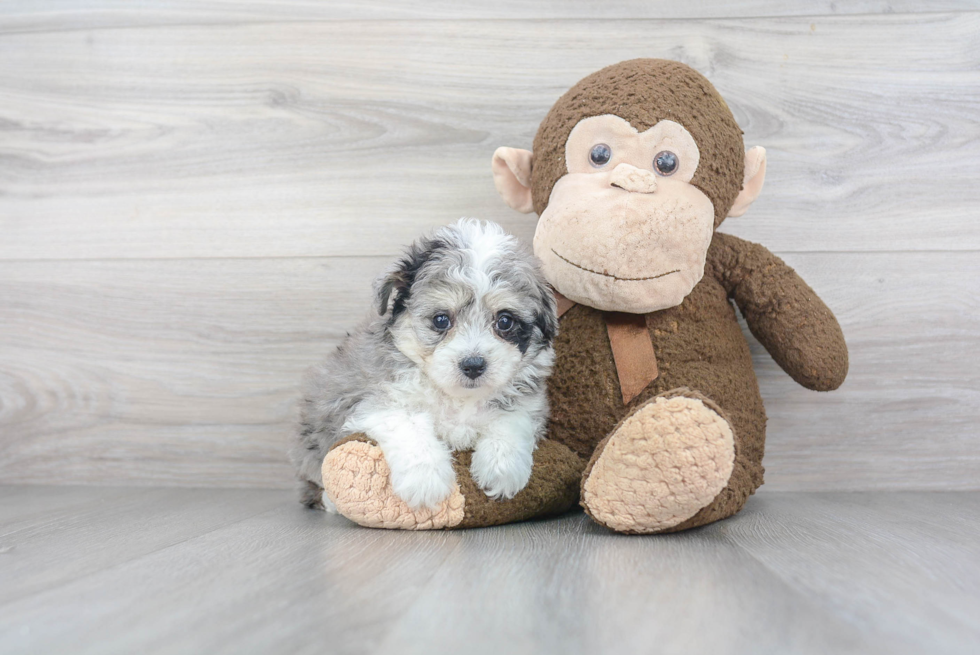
[609, 163, 657, 194]
[460, 356, 487, 380]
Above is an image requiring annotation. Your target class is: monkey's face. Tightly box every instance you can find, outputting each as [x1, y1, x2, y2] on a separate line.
[491, 59, 767, 315]
[532, 115, 714, 313]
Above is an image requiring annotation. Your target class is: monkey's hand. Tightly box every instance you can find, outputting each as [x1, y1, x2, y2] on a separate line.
[708, 232, 849, 391]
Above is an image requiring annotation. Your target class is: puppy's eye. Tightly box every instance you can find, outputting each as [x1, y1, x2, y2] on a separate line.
[495, 312, 515, 332]
[654, 150, 678, 176]
[589, 143, 611, 167]
[432, 314, 452, 331]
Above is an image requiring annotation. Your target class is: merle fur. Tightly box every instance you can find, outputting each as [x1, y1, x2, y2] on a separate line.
[289, 220, 558, 508]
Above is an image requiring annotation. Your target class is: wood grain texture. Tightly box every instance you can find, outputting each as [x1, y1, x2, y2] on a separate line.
[1, 13, 979, 259]
[0, 257, 378, 488]
[373, 509, 875, 655]
[1, 251, 977, 490]
[0, 486, 287, 603]
[727, 493, 980, 654]
[0, 486, 465, 655]
[1, 7, 978, 491]
[753, 251, 980, 490]
[3, 1, 977, 33]
[1, 487, 978, 655]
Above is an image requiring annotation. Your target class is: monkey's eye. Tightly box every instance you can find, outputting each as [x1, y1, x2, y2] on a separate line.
[432, 313, 452, 331]
[495, 312, 515, 332]
[654, 151, 679, 176]
[589, 143, 612, 167]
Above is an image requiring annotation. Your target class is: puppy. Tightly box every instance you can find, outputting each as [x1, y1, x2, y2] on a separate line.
[290, 219, 558, 511]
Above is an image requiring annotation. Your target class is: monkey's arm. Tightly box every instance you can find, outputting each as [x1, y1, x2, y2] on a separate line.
[707, 232, 848, 391]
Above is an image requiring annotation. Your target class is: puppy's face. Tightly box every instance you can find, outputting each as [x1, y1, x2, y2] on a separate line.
[377, 220, 557, 399]
[391, 280, 540, 397]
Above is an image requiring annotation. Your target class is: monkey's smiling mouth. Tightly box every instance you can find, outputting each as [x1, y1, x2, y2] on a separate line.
[551, 249, 680, 282]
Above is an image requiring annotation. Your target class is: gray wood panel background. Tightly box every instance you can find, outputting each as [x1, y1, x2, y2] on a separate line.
[1, 2, 978, 490]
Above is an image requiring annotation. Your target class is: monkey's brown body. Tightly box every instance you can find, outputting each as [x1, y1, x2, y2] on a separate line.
[550, 231, 846, 531]
[321, 59, 848, 533]
[549, 241, 764, 530]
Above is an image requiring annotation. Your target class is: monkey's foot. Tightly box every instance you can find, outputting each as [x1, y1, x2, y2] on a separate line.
[581, 390, 735, 534]
[322, 435, 465, 530]
[322, 435, 584, 530]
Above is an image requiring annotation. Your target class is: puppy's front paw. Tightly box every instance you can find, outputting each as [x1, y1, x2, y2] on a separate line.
[470, 440, 534, 500]
[388, 449, 456, 511]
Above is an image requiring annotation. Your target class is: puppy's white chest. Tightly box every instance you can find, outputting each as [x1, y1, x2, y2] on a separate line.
[440, 422, 481, 451]
[430, 402, 490, 451]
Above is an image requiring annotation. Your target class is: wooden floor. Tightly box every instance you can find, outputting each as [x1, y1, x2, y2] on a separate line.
[0, 487, 977, 655]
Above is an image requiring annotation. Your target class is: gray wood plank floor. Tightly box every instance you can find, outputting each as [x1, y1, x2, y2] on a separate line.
[1, 486, 977, 655]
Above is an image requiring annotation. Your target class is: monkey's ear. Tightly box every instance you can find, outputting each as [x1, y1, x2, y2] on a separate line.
[728, 146, 767, 218]
[492, 147, 534, 214]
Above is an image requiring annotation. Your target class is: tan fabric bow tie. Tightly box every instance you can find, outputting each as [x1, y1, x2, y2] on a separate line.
[553, 290, 658, 404]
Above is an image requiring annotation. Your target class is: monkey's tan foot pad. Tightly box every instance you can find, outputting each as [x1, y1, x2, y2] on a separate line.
[322, 435, 464, 530]
[581, 393, 735, 534]
[322, 436, 584, 530]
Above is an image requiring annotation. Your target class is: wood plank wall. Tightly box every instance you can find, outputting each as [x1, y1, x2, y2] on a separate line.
[1, 2, 978, 490]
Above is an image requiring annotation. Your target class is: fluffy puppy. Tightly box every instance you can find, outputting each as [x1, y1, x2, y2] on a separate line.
[290, 219, 558, 511]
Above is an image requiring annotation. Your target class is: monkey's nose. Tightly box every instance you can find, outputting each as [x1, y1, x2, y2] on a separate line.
[460, 356, 487, 380]
[609, 163, 657, 194]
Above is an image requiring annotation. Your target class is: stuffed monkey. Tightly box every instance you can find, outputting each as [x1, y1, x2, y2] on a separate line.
[321, 59, 848, 533]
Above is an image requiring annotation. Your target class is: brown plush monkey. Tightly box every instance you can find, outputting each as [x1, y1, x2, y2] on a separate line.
[321, 59, 848, 533]
[493, 58, 848, 533]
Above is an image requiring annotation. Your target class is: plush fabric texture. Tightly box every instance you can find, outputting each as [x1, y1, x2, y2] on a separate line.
[534, 169, 716, 313]
[322, 435, 584, 530]
[605, 311, 659, 404]
[526, 60, 847, 533]
[554, 290, 576, 318]
[547, 244, 764, 530]
[322, 58, 848, 534]
[707, 232, 849, 391]
[322, 435, 465, 530]
[491, 147, 534, 214]
[564, 116, 701, 181]
[545, 231, 847, 532]
[454, 441, 584, 528]
[531, 58, 745, 227]
[580, 390, 736, 534]
[728, 146, 767, 217]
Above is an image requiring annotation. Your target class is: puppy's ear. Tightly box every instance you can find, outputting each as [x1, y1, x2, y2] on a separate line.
[375, 268, 407, 316]
[533, 277, 559, 345]
[375, 237, 443, 319]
